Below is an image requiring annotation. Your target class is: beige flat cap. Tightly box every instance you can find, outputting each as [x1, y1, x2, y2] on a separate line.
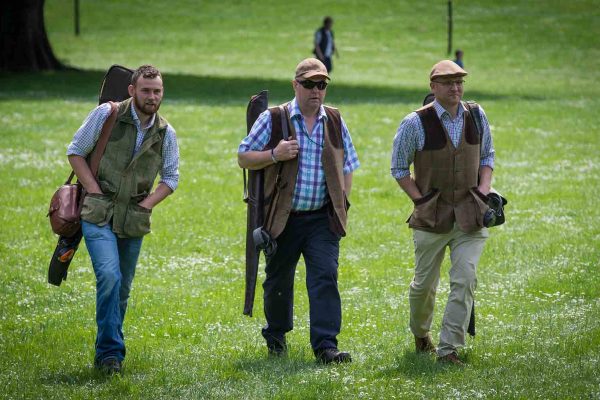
[430, 60, 467, 81]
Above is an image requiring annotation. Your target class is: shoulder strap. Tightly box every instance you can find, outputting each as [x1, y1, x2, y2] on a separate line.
[279, 104, 291, 140]
[268, 102, 294, 146]
[464, 101, 483, 142]
[65, 102, 118, 185]
[89, 101, 118, 177]
[265, 104, 291, 232]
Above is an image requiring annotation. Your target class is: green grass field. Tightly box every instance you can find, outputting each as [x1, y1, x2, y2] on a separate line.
[1, 0, 599, 398]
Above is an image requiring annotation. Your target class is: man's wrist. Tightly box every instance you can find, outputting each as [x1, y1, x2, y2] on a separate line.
[270, 148, 278, 164]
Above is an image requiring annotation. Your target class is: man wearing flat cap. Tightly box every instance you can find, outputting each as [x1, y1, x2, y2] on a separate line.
[238, 58, 360, 363]
[390, 60, 495, 365]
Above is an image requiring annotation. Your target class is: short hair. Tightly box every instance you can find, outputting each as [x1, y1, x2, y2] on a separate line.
[131, 65, 162, 85]
[455, 49, 463, 57]
[323, 16, 333, 26]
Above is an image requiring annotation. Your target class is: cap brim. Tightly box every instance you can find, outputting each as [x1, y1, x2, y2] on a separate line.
[298, 71, 330, 80]
[430, 72, 468, 80]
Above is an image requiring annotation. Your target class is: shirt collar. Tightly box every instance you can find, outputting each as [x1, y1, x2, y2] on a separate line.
[433, 99, 464, 120]
[289, 98, 328, 121]
[130, 103, 156, 130]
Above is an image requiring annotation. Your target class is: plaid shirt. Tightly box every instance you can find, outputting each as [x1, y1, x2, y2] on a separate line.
[239, 98, 360, 211]
[391, 100, 494, 179]
[67, 102, 180, 191]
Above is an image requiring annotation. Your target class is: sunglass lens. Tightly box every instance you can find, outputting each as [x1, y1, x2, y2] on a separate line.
[298, 80, 327, 90]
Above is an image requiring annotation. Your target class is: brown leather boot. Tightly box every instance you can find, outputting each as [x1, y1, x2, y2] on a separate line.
[437, 352, 464, 366]
[414, 333, 436, 354]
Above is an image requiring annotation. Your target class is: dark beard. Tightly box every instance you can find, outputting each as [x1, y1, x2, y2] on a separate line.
[133, 96, 161, 117]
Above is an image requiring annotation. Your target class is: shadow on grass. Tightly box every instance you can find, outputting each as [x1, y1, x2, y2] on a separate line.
[233, 352, 321, 376]
[376, 350, 453, 378]
[39, 367, 118, 386]
[0, 69, 528, 106]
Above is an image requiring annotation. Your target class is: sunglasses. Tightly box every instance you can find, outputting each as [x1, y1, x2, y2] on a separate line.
[296, 80, 328, 90]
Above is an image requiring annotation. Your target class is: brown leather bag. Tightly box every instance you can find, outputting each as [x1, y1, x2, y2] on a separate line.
[48, 102, 118, 237]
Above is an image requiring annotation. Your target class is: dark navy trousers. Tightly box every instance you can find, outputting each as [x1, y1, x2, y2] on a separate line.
[261, 210, 341, 351]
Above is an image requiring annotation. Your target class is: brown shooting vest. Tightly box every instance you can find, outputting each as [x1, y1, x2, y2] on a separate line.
[262, 104, 349, 239]
[408, 102, 489, 234]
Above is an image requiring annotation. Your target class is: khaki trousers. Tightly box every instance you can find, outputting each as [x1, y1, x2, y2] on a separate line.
[409, 224, 488, 357]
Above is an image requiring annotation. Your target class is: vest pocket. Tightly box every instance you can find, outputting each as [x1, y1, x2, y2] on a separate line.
[123, 203, 152, 237]
[80, 193, 112, 225]
[408, 189, 440, 228]
[469, 188, 490, 228]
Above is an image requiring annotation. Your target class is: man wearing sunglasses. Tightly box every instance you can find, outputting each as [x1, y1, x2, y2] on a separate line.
[390, 60, 495, 366]
[238, 58, 360, 364]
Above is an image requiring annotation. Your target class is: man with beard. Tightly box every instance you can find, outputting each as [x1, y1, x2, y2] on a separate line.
[67, 65, 179, 374]
[238, 58, 359, 363]
[390, 60, 495, 365]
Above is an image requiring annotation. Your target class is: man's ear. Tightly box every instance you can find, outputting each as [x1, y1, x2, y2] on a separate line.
[128, 84, 135, 97]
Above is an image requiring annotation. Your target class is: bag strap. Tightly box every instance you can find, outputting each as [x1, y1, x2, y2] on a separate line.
[464, 101, 483, 142]
[265, 104, 290, 232]
[64, 102, 118, 185]
[65, 170, 76, 185]
[242, 98, 252, 202]
[89, 102, 118, 177]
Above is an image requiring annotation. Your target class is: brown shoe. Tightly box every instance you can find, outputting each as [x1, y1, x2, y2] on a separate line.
[414, 333, 436, 354]
[437, 352, 464, 366]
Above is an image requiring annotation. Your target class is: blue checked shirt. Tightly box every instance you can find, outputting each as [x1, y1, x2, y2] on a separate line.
[67, 102, 180, 191]
[239, 98, 360, 211]
[391, 100, 494, 179]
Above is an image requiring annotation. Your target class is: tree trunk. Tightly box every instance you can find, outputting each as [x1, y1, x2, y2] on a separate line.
[0, 0, 65, 71]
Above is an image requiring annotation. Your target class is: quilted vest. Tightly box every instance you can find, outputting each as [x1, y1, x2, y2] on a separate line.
[79, 98, 168, 238]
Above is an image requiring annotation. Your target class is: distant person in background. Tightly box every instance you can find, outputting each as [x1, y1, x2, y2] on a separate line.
[314, 16, 338, 73]
[454, 49, 464, 68]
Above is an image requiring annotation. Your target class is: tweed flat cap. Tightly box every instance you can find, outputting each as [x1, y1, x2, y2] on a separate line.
[430, 60, 468, 81]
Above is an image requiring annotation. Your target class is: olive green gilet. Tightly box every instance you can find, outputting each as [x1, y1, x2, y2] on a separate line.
[80, 98, 167, 238]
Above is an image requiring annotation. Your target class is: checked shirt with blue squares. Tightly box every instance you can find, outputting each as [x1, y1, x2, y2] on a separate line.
[239, 98, 360, 211]
[391, 100, 494, 180]
[67, 102, 180, 191]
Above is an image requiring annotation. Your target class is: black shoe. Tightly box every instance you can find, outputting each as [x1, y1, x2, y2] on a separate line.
[267, 339, 287, 357]
[95, 357, 122, 374]
[315, 348, 352, 364]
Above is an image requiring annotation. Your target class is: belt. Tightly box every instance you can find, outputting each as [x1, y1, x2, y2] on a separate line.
[289, 205, 328, 216]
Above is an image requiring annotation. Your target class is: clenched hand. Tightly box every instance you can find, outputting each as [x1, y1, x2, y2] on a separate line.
[273, 137, 299, 161]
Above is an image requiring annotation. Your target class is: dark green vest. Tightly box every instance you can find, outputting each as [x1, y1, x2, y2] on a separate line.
[80, 98, 168, 238]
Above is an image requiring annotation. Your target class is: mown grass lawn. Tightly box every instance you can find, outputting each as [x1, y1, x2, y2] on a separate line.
[1, 0, 599, 398]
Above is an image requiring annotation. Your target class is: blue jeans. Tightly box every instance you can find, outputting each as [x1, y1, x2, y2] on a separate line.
[262, 210, 342, 351]
[82, 221, 143, 364]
